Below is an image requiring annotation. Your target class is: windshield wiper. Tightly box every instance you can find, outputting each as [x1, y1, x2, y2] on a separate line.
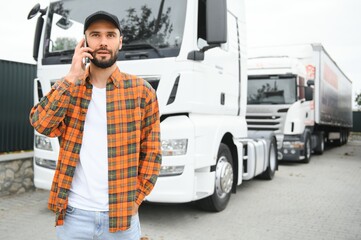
[260, 101, 282, 104]
[122, 43, 163, 57]
[47, 49, 74, 56]
[45, 49, 74, 63]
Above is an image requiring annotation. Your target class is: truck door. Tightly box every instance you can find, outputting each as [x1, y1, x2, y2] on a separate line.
[194, 9, 240, 115]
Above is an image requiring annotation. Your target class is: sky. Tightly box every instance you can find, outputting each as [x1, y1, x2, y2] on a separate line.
[1, 0, 360, 109]
[245, 0, 361, 109]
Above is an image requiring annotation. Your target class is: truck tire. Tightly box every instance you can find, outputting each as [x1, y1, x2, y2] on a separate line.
[340, 130, 345, 146]
[314, 132, 325, 155]
[341, 129, 348, 145]
[259, 137, 277, 180]
[336, 129, 345, 146]
[301, 134, 312, 163]
[345, 130, 349, 144]
[197, 143, 234, 212]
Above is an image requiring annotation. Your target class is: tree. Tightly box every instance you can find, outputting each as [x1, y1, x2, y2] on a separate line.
[53, 37, 77, 51]
[356, 92, 361, 110]
[120, 4, 173, 47]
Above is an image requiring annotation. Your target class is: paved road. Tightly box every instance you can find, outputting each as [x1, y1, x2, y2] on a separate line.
[1, 141, 360, 240]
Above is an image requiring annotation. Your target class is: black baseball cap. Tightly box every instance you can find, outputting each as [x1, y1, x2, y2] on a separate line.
[84, 11, 121, 34]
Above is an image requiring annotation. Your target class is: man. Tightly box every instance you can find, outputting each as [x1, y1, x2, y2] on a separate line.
[30, 11, 162, 239]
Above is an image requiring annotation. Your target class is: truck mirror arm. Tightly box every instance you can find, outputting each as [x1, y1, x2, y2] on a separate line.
[200, 44, 218, 52]
[187, 44, 219, 61]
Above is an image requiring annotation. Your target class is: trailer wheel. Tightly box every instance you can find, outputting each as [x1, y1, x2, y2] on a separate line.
[341, 129, 348, 145]
[259, 137, 277, 180]
[339, 130, 345, 146]
[196, 143, 233, 212]
[345, 130, 349, 144]
[302, 134, 312, 163]
[314, 132, 325, 155]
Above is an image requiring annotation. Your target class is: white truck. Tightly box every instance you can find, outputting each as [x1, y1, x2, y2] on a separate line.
[246, 43, 352, 163]
[28, 0, 277, 211]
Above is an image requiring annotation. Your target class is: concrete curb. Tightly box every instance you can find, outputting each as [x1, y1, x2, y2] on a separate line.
[0, 151, 33, 162]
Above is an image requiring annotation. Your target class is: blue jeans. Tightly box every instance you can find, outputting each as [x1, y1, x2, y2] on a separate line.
[56, 206, 141, 240]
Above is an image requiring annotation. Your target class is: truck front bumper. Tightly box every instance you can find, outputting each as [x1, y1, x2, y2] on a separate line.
[278, 134, 305, 161]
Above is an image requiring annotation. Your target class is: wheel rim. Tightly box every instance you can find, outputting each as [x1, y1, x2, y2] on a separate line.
[306, 138, 311, 159]
[320, 137, 324, 151]
[269, 142, 276, 171]
[215, 156, 233, 199]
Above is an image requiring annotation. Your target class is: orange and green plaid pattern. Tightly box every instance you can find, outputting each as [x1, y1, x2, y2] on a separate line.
[30, 67, 161, 232]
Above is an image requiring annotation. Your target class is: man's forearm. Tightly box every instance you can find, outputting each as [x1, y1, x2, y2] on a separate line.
[30, 78, 74, 137]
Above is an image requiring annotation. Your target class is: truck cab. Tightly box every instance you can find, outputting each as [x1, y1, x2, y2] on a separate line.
[246, 44, 352, 163]
[247, 56, 313, 162]
[29, 0, 277, 212]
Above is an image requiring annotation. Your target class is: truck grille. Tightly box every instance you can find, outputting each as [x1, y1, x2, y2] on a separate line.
[246, 114, 285, 133]
[142, 76, 160, 91]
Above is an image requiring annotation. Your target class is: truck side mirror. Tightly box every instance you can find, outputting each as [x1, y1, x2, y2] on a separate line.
[307, 80, 315, 86]
[305, 86, 313, 101]
[28, 3, 41, 19]
[56, 17, 73, 30]
[32, 17, 44, 61]
[28, 4, 48, 61]
[187, 0, 227, 61]
[206, 0, 227, 44]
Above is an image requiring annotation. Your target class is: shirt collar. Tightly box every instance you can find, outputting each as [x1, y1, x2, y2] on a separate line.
[80, 66, 123, 88]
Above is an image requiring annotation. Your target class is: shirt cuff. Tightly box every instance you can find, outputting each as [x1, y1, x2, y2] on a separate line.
[52, 77, 75, 95]
[135, 190, 146, 205]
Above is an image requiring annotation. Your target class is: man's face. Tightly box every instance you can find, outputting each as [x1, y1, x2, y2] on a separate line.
[85, 20, 122, 68]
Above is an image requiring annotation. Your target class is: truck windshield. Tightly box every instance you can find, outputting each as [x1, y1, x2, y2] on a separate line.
[43, 0, 187, 64]
[247, 77, 297, 104]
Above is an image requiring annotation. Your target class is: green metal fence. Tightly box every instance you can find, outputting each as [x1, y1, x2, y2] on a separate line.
[0, 59, 36, 152]
[353, 111, 361, 132]
[0, 58, 360, 152]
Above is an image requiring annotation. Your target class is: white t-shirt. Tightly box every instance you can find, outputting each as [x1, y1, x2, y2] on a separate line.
[68, 86, 109, 211]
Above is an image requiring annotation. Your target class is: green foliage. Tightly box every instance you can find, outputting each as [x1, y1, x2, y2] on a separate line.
[120, 5, 173, 47]
[356, 92, 361, 110]
[53, 37, 77, 51]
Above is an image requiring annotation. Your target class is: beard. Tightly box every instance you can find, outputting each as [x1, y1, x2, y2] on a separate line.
[91, 48, 119, 69]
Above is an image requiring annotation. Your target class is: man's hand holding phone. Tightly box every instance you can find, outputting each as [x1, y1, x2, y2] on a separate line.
[65, 38, 93, 84]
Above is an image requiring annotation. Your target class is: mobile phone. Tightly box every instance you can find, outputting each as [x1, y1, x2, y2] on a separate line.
[83, 36, 89, 66]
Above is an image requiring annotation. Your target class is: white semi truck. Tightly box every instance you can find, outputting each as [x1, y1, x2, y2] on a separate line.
[28, 0, 277, 211]
[246, 43, 352, 163]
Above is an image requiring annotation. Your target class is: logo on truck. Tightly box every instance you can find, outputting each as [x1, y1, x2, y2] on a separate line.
[306, 64, 315, 80]
[323, 63, 338, 90]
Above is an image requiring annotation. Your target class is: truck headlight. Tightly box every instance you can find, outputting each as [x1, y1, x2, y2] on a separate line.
[283, 141, 304, 149]
[161, 139, 188, 156]
[160, 165, 185, 176]
[35, 157, 56, 170]
[35, 135, 53, 151]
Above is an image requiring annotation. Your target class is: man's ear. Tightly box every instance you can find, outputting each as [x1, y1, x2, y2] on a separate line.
[119, 36, 123, 50]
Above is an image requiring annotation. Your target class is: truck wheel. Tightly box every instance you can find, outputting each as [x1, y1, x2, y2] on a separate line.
[337, 129, 345, 146]
[197, 143, 233, 212]
[314, 132, 325, 155]
[341, 129, 348, 145]
[345, 131, 349, 144]
[259, 137, 277, 180]
[340, 130, 345, 145]
[301, 134, 312, 163]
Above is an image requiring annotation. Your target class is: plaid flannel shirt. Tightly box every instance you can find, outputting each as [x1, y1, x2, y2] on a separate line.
[30, 67, 162, 232]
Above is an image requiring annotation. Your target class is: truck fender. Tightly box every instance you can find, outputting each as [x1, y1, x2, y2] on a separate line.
[248, 130, 277, 172]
